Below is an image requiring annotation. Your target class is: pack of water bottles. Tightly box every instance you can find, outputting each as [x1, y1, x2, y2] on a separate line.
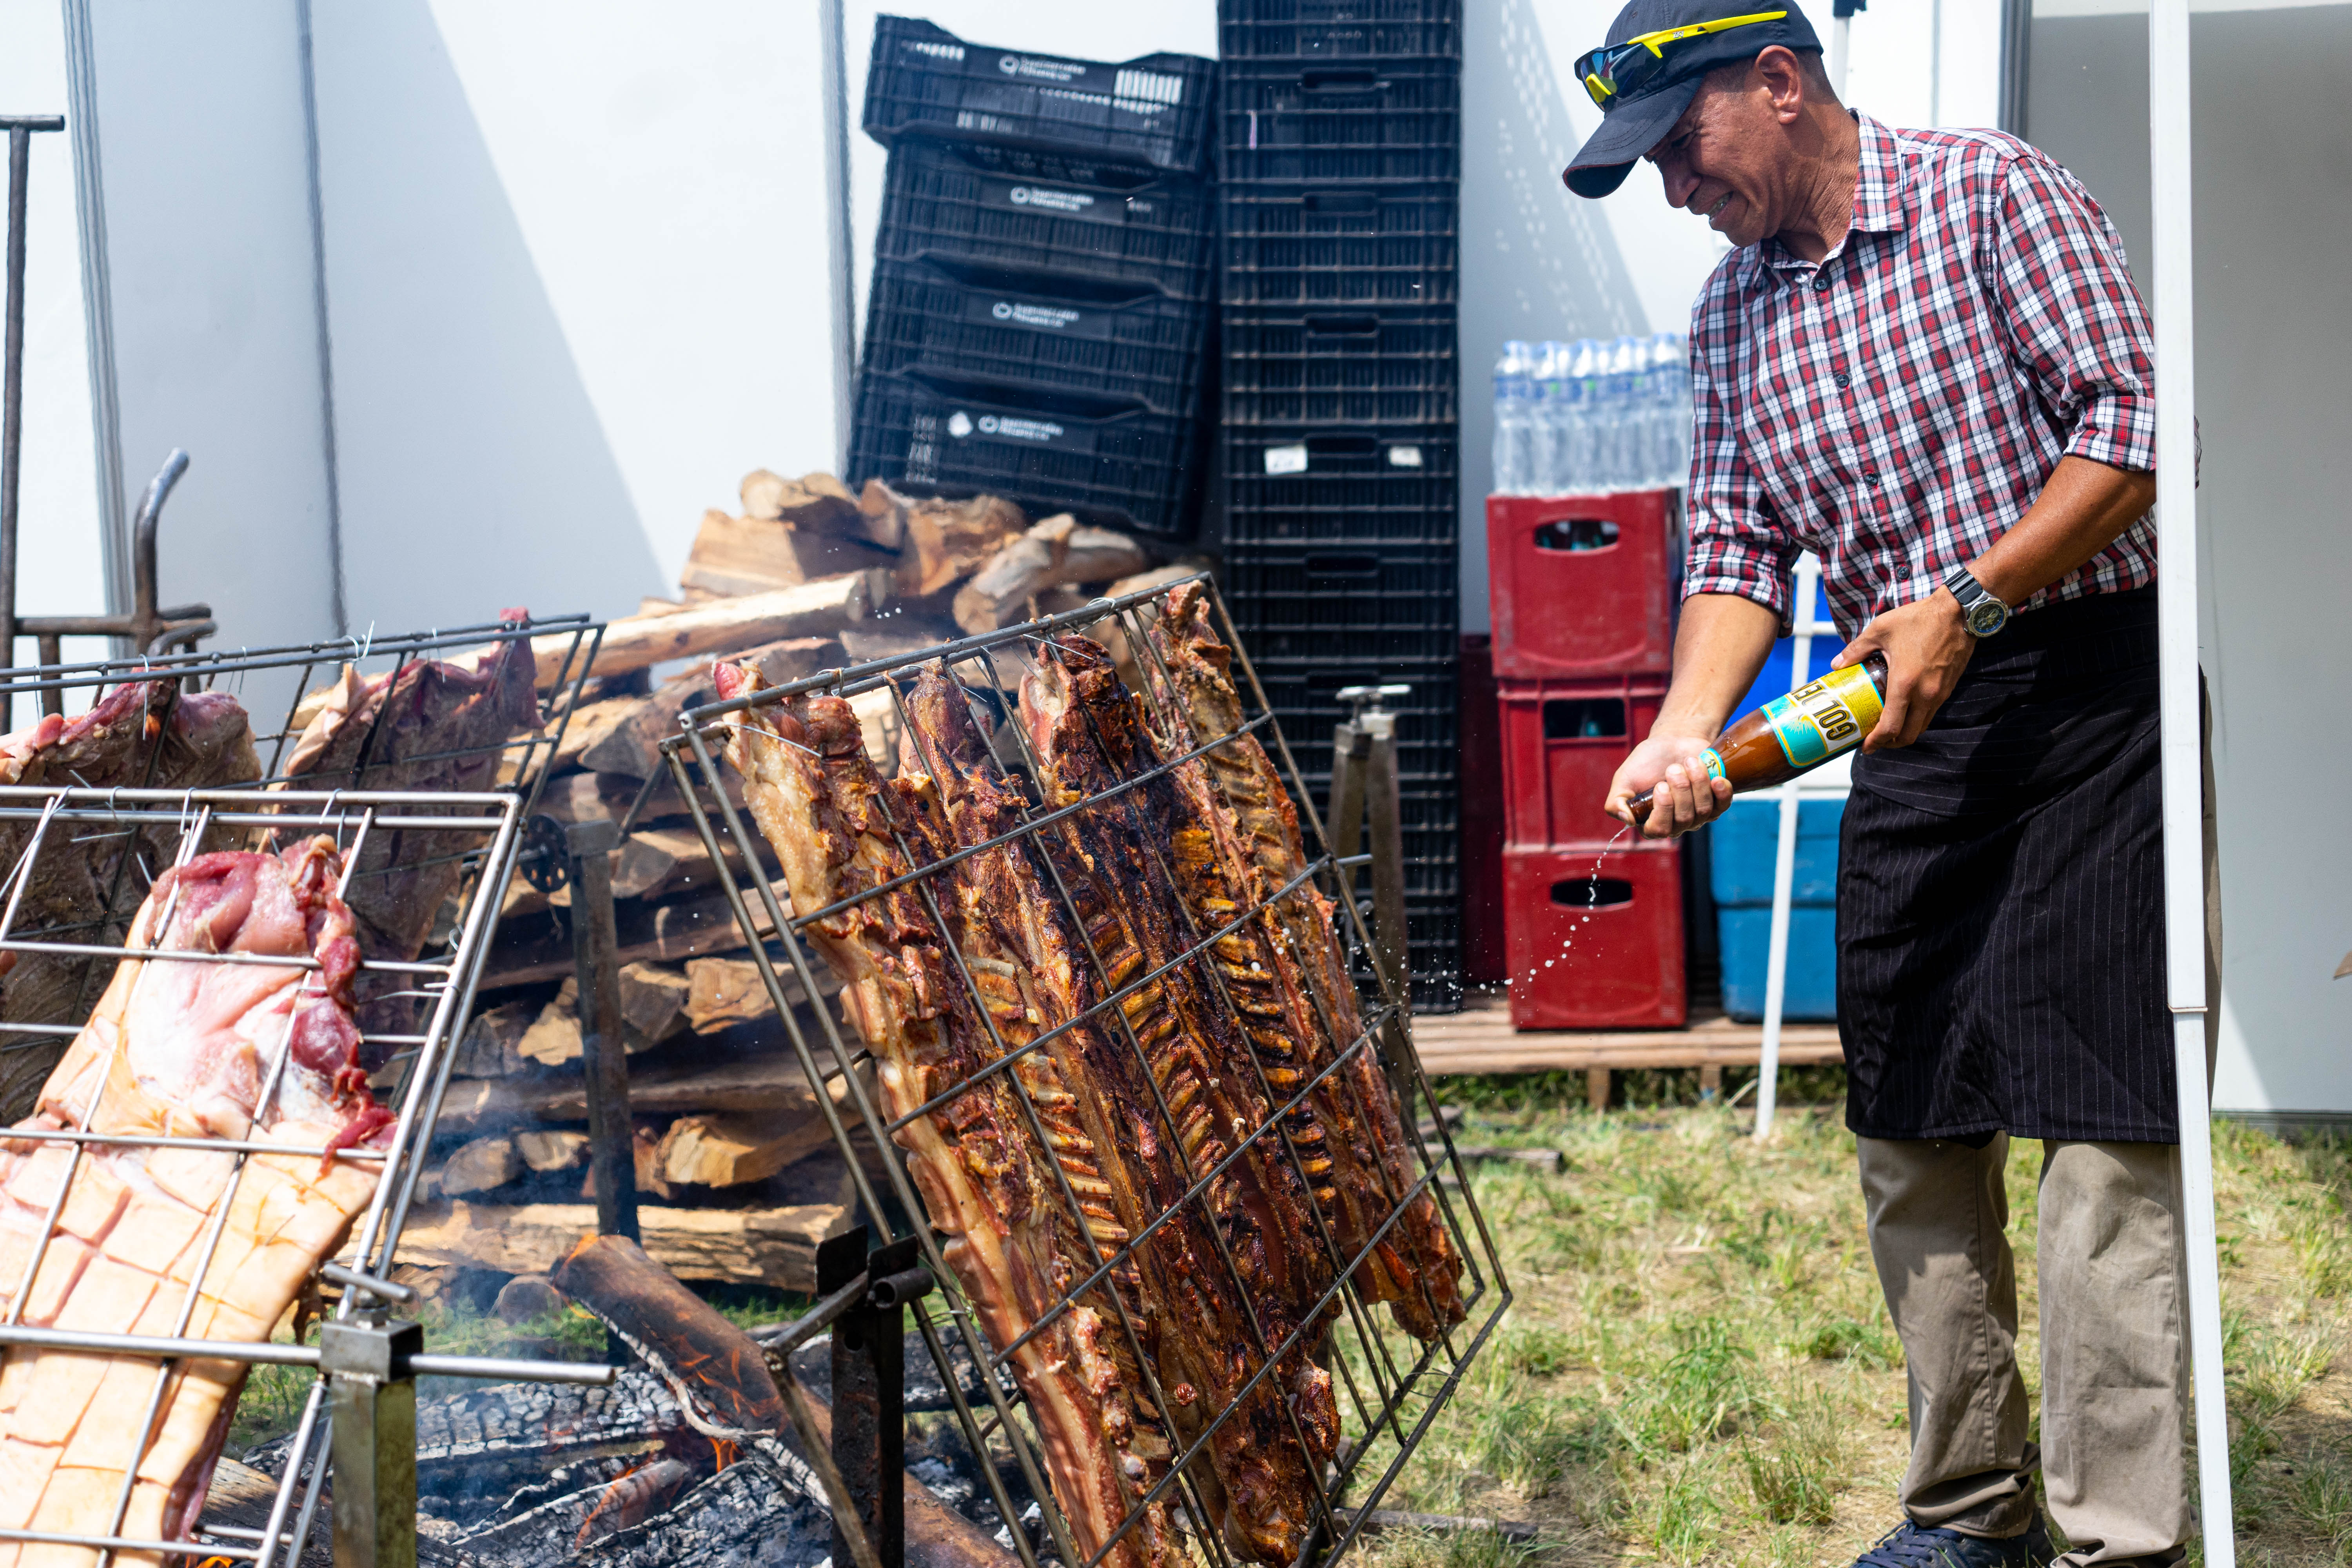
[1491, 333, 1693, 497]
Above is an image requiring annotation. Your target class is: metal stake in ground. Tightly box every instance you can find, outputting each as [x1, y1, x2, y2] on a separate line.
[1331, 683, 1418, 1102]
[322, 1307, 423, 1568]
[566, 815, 638, 1245]
[820, 1227, 934, 1568]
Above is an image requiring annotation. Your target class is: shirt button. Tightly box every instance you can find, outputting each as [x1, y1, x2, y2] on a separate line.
[1815, 273, 1832, 290]
[1862, 471, 1881, 486]
[1834, 371, 1851, 389]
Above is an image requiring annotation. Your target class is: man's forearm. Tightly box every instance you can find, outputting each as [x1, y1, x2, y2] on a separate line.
[1966, 454, 2156, 606]
[1654, 593, 1783, 740]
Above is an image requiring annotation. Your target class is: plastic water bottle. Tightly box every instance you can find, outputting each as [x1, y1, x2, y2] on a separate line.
[1566, 339, 1605, 495]
[1649, 332, 1692, 487]
[1492, 341, 1535, 494]
[1534, 342, 1572, 495]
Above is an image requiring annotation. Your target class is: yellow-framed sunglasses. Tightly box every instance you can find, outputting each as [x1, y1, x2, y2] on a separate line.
[1577, 11, 1788, 110]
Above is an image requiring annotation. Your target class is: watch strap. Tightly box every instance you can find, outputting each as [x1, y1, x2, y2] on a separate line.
[1941, 564, 2011, 635]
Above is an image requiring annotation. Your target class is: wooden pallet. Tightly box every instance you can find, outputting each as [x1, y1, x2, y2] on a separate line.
[1406, 996, 1844, 1108]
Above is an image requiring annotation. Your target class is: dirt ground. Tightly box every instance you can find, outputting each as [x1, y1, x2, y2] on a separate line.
[1347, 1073, 2352, 1567]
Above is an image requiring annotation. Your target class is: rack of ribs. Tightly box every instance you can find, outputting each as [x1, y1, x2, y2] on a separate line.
[710, 663, 1168, 1568]
[898, 668, 1330, 1568]
[1144, 586, 1465, 1341]
[0, 681, 261, 1120]
[0, 836, 390, 1565]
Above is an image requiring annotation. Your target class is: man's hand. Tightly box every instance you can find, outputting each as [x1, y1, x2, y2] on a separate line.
[1607, 731, 1734, 840]
[1835, 590, 1974, 750]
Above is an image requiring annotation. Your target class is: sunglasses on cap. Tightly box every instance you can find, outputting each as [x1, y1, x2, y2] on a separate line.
[1576, 10, 1789, 111]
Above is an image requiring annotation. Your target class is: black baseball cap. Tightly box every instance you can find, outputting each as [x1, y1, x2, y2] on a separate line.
[1563, 0, 1823, 198]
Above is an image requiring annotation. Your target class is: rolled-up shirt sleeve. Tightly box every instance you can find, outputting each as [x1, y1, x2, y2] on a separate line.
[1680, 282, 1798, 628]
[1987, 152, 2158, 474]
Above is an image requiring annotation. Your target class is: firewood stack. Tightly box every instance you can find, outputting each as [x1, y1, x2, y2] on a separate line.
[397, 469, 1202, 1304]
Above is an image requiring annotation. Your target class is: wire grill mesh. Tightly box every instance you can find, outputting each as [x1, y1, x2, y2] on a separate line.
[663, 575, 1507, 1568]
[0, 784, 526, 1567]
[0, 615, 601, 1568]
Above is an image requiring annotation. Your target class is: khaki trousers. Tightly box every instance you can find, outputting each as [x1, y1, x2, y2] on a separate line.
[1859, 1136, 2191, 1564]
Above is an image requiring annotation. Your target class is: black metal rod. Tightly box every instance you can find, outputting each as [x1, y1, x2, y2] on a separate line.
[568, 819, 636, 1245]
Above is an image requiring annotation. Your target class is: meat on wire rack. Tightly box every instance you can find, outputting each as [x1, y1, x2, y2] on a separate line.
[656, 574, 1510, 1568]
[0, 783, 613, 1568]
[0, 613, 604, 1120]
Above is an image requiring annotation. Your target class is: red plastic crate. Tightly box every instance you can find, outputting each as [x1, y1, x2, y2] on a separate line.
[1503, 843, 1687, 1029]
[1497, 675, 1668, 847]
[1486, 490, 1681, 679]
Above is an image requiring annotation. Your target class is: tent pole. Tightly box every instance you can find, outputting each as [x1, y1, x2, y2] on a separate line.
[2147, 0, 2232, 1559]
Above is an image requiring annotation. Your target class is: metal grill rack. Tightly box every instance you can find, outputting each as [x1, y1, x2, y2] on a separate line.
[0, 783, 613, 1568]
[660, 574, 1508, 1568]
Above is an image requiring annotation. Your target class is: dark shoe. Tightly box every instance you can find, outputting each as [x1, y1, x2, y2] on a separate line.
[1852, 1514, 2056, 1568]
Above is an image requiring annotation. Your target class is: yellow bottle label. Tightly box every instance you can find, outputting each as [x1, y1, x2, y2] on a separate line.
[1761, 662, 1884, 770]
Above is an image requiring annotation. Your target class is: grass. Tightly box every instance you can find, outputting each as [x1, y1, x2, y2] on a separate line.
[1341, 1076, 2352, 1567]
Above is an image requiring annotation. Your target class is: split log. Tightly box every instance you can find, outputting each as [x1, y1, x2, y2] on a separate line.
[611, 826, 720, 903]
[517, 976, 664, 1068]
[433, 1051, 844, 1135]
[552, 693, 644, 773]
[657, 1112, 836, 1190]
[454, 999, 536, 1078]
[478, 879, 802, 990]
[684, 956, 774, 1034]
[683, 511, 897, 597]
[897, 494, 1025, 598]
[618, 960, 692, 1045]
[493, 1274, 564, 1324]
[583, 668, 716, 780]
[1105, 559, 1212, 600]
[857, 478, 911, 552]
[515, 576, 884, 689]
[951, 515, 1151, 634]
[741, 469, 862, 535]
[397, 1198, 853, 1290]
[517, 1129, 591, 1171]
[581, 1126, 674, 1200]
[441, 1135, 521, 1196]
[531, 763, 746, 828]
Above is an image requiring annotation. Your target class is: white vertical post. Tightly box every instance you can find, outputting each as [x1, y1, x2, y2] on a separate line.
[1929, 0, 1944, 125]
[2148, 0, 2233, 1558]
[1831, 16, 1851, 98]
[1753, 552, 1820, 1142]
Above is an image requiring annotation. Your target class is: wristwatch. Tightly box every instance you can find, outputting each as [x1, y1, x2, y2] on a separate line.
[1941, 564, 2012, 638]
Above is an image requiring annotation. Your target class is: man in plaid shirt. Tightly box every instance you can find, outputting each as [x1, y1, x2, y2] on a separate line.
[1563, 3, 2215, 1564]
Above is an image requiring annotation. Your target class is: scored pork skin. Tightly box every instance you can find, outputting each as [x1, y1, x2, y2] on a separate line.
[0, 682, 262, 1121]
[710, 663, 1163, 1568]
[0, 837, 389, 1566]
[902, 668, 1333, 1568]
[1147, 586, 1466, 1339]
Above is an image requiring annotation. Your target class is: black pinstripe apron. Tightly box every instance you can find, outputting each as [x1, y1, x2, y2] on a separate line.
[1838, 587, 2177, 1143]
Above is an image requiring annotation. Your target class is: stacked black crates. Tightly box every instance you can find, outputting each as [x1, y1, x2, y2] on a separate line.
[851, 18, 1218, 548]
[1216, 0, 1463, 1009]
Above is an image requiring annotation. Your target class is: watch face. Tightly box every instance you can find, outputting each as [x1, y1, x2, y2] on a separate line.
[1967, 599, 2009, 637]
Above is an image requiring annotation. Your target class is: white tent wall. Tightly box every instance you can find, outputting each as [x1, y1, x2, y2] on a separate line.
[0, 1, 107, 688]
[2028, 0, 2352, 1128]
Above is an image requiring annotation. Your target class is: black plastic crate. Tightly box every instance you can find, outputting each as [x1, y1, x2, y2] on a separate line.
[1238, 651, 1459, 764]
[881, 140, 1218, 304]
[862, 258, 1210, 419]
[1219, 181, 1457, 305]
[863, 16, 1216, 176]
[1219, 59, 1460, 183]
[1221, 308, 1456, 426]
[1221, 546, 1458, 665]
[1221, 11, 1460, 62]
[851, 371, 1202, 544]
[1223, 427, 1457, 546]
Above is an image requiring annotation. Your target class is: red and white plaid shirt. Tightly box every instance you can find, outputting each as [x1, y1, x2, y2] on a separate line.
[1683, 114, 2160, 637]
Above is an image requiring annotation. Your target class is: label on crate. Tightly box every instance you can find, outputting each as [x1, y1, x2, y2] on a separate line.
[946, 408, 1098, 455]
[1762, 662, 1885, 769]
[982, 178, 1125, 225]
[968, 294, 1109, 339]
[1387, 444, 1424, 468]
[964, 49, 1116, 95]
[1264, 443, 1309, 475]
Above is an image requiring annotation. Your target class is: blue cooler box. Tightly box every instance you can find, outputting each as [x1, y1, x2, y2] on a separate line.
[1711, 796, 1844, 1021]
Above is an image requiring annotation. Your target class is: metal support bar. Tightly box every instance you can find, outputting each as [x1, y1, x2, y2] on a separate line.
[1755, 551, 1823, 1142]
[322, 1310, 421, 1568]
[567, 816, 637, 1246]
[818, 1227, 933, 1568]
[0, 114, 64, 722]
[1332, 684, 1416, 1101]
